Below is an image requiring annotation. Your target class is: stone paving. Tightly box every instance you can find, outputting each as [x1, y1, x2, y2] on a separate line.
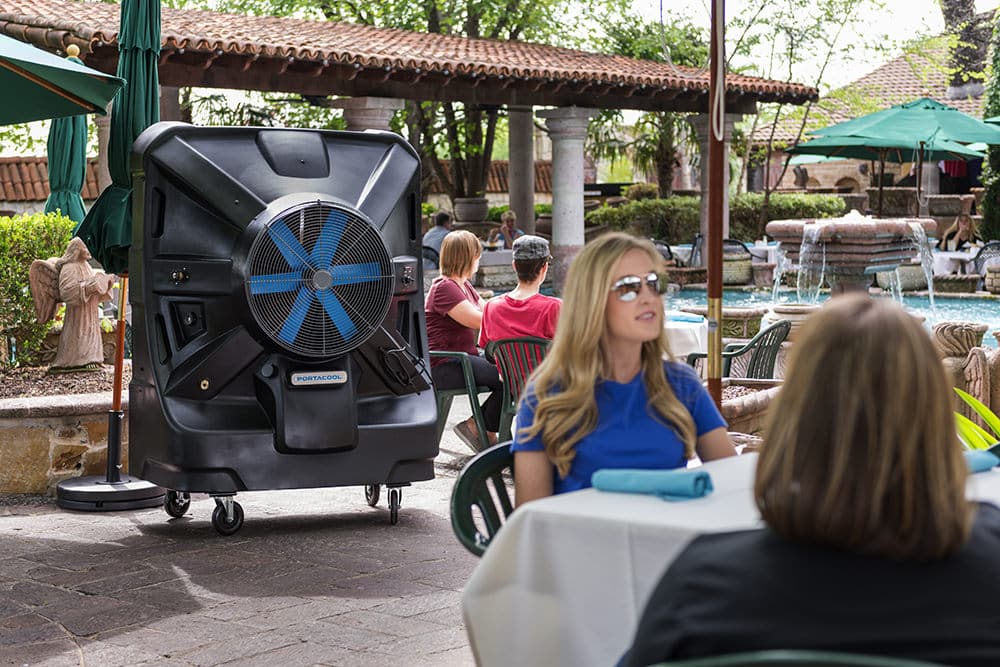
[0, 403, 484, 667]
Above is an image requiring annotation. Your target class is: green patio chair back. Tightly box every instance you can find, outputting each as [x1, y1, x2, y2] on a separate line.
[484, 336, 550, 442]
[450, 441, 514, 557]
[429, 350, 492, 452]
[653, 650, 945, 666]
[686, 319, 791, 379]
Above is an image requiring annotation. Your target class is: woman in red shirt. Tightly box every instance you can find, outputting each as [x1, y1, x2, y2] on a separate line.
[425, 230, 502, 450]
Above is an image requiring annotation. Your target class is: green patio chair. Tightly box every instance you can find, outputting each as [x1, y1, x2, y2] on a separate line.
[484, 336, 550, 442]
[653, 650, 944, 666]
[429, 350, 492, 452]
[686, 319, 791, 379]
[450, 441, 514, 557]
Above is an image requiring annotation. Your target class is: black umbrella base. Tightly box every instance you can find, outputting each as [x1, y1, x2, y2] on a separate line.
[56, 476, 165, 512]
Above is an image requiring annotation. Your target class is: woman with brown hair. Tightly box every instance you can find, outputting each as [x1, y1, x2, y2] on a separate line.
[512, 233, 735, 504]
[425, 230, 502, 450]
[937, 214, 984, 252]
[624, 295, 1000, 666]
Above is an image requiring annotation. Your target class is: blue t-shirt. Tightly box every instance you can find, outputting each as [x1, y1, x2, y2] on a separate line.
[511, 362, 726, 494]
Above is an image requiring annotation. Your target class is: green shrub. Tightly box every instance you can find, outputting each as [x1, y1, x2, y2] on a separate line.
[624, 183, 659, 200]
[585, 197, 701, 243]
[729, 193, 845, 241]
[585, 193, 846, 244]
[421, 202, 437, 217]
[0, 211, 75, 366]
[488, 203, 554, 223]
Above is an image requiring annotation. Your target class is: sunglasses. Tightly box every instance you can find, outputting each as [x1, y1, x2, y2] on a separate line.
[610, 272, 662, 302]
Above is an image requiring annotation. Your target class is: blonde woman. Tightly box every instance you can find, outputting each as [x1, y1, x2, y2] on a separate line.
[626, 295, 1000, 665]
[488, 210, 524, 249]
[937, 214, 984, 252]
[425, 230, 502, 450]
[512, 233, 735, 505]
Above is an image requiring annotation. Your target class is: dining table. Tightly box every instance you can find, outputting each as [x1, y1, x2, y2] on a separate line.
[932, 249, 977, 275]
[663, 310, 708, 359]
[461, 453, 1000, 667]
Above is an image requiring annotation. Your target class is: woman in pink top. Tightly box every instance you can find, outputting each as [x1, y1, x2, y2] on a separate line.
[425, 230, 502, 450]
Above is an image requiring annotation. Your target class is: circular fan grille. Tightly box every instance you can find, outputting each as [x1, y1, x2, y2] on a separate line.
[245, 201, 393, 358]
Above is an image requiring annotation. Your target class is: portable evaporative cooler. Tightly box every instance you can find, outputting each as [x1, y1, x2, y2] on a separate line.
[128, 123, 437, 535]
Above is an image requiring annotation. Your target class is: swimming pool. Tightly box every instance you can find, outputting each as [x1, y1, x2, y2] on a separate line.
[666, 288, 1000, 348]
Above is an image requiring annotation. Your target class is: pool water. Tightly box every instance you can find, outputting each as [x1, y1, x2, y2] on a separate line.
[666, 289, 1000, 348]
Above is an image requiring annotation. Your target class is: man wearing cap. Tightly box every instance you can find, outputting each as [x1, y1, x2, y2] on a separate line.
[478, 235, 562, 348]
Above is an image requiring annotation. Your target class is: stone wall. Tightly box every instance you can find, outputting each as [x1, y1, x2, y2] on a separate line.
[0, 393, 127, 496]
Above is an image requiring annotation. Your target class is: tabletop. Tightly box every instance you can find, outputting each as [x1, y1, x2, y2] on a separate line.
[664, 311, 707, 358]
[462, 454, 1000, 667]
[932, 249, 977, 275]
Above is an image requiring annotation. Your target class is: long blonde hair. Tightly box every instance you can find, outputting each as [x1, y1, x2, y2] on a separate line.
[519, 233, 696, 478]
[755, 295, 972, 561]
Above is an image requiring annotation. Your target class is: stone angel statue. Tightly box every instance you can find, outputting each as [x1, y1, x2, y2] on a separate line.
[29, 238, 116, 371]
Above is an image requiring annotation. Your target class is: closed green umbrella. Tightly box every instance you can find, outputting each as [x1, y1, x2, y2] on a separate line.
[57, 0, 164, 512]
[75, 0, 160, 275]
[0, 34, 123, 124]
[44, 48, 88, 224]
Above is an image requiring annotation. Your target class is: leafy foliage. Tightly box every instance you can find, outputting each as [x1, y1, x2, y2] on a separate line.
[487, 203, 552, 222]
[585, 193, 845, 244]
[954, 387, 1000, 450]
[0, 212, 75, 366]
[587, 16, 708, 198]
[624, 183, 659, 200]
[982, 14, 1000, 241]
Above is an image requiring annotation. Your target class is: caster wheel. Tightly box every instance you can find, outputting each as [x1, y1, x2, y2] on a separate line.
[164, 490, 191, 518]
[212, 501, 244, 536]
[364, 484, 380, 507]
[389, 487, 401, 526]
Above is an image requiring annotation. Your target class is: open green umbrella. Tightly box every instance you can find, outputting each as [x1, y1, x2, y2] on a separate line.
[788, 127, 986, 217]
[813, 97, 1000, 145]
[0, 34, 123, 124]
[75, 0, 160, 275]
[44, 47, 88, 224]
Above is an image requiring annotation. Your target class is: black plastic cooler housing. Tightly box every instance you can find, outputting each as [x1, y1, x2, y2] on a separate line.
[128, 123, 438, 495]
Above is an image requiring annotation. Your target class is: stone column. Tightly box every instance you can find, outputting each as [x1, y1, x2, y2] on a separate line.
[331, 97, 405, 132]
[508, 105, 535, 234]
[159, 86, 183, 122]
[690, 113, 741, 261]
[537, 107, 597, 292]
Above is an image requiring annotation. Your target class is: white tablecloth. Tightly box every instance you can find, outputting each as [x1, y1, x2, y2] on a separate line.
[462, 454, 1000, 667]
[933, 250, 976, 275]
[664, 313, 708, 358]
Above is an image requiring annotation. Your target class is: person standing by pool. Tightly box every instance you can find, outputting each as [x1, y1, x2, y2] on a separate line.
[512, 233, 735, 504]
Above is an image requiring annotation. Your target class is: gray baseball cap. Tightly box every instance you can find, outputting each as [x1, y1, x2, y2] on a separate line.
[512, 235, 551, 261]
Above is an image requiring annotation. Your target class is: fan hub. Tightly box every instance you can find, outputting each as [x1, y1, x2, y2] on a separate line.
[312, 269, 333, 290]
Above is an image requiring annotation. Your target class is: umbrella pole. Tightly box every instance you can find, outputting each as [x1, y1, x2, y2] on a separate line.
[878, 151, 886, 218]
[705, 0, 725, 408]
[916, 141, 925, 217]
[56, 271, 164, 511]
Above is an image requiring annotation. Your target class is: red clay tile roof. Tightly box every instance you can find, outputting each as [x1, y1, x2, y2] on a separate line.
[0, 156, 100, 202]
[428, 160, 552, 194]
[755, 48, 984, 145]
[0, 0, 816, 112]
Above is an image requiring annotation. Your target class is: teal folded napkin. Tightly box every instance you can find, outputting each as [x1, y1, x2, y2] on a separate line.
[591, 468, 714, 501]
[965, 450, 1000, 473]
[667, 313, 705, 323]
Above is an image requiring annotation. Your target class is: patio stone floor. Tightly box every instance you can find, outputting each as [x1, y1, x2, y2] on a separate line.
[0, 403, 482, 666]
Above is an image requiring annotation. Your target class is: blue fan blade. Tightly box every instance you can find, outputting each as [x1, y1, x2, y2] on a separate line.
[268, 221, 311, 269]
[248, 271, 301, 295]
[329, 262, 382, 286]
[278, 287, 314, 345]
[310, 209, 348, 268]
[317, 290, 357, 340]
